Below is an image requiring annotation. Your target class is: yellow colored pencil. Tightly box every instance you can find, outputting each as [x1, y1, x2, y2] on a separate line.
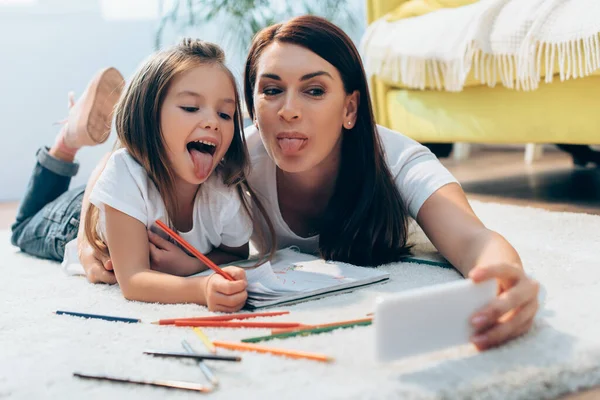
[193, 327, 217, 354]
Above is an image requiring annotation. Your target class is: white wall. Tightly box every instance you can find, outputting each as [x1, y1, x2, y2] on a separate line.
[0, 0, 365, 202]
[0, 2, 157, 201]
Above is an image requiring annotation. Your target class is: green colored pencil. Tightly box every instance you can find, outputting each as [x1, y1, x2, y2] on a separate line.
[241, 320, 372, 343]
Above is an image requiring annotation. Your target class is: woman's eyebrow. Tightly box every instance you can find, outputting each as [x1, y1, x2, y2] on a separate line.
[259, 71, 333, 81]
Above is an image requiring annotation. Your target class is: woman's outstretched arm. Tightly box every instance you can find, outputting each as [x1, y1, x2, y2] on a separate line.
[416, 183, 539, 350]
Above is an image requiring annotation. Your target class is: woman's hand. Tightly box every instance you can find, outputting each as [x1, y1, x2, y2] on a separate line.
[78, 242, 117, 284]
[203, 267, 248, 312]
[469, 263, 540, 350]
[148, 230, 203, 276]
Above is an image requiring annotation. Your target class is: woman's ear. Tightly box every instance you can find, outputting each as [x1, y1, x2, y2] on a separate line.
[343, 90, 360, 129]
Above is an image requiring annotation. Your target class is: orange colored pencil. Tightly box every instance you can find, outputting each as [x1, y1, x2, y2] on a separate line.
[174, 321, 301, 329]
[271, 317, 373, 334]
[153, 311, 290, 325]
[155, 220, 234, 281]
[212, 340, 333, 363]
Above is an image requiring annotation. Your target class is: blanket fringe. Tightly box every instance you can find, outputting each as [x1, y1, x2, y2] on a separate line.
[363, 22, 600, 92]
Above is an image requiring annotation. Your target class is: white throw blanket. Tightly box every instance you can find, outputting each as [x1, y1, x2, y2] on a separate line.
[361, 0, 600, 91]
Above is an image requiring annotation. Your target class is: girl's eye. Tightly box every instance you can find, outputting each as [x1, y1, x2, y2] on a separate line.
[180, 106, 198, 113]
[219, 113, 232, 120]
[306, 87, 325, 97]
[262, 87, 282, 96]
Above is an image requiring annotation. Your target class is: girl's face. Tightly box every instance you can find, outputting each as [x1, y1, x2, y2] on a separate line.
[161, 64, 236, 185]
[253, 43, 357, 174]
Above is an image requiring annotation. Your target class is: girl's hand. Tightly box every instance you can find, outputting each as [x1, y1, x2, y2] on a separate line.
[78, 241, 117, 284]
[148, 230, 203, 276]
[204, 267, 248, 312]
[469, 263, 540, 350]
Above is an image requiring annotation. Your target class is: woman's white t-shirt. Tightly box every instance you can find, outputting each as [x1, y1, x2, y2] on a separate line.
[62, 148, 252, 274]
[245, 124, 458, 255]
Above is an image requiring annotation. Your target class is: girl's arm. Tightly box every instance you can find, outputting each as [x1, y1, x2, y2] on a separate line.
[415, 183, 539, 350]
[147, 231, 249, 276]
[77, 152, 117, 284]
[105, 205, 247, 311]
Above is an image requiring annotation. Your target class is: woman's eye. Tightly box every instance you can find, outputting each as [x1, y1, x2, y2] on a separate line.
[219, 113, 232, 120]
[180, 106, 199, 113]
[263, 88, 282, 96]
[306, 87, 325, 97]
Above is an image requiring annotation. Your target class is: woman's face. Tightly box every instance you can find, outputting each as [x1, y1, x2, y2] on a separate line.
[160, 64, 236, 185]
[253, 42, 357, 174]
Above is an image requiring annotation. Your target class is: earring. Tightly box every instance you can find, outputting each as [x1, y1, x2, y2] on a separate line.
[347, 121, 352, 127]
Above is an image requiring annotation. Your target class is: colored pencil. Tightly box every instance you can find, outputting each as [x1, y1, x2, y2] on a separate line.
[181, 340, 218, 387]
[155, 220, 234, 281]
[193, 328, 217, 354]
[173, 321, 301, 329]
[271, 317, 373, 334]
[55, 310, 140, 324]
[243, 319, 373, 343]
[143, 350, 241, 362]
[73, 372, 212, 393]
[152, 311, 290, 325]
[212, 340, 333, 363]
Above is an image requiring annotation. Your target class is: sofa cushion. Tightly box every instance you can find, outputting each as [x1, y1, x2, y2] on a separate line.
[384, 74, 600, 144]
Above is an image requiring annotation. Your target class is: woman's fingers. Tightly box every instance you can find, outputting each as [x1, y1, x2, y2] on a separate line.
[472, 297, 538, 350]
[472, 279, 538, 332]
[147, 230, 175, 250]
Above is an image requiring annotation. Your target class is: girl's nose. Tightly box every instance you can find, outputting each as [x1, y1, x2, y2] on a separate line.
[200, 112, 219, 131]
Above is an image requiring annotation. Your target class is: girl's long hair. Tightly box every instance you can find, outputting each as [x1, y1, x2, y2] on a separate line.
[244, 16, 411, 266]
[86, 38, 275, 261]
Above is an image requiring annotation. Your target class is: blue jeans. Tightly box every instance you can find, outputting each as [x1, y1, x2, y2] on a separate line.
[11, 147, 85, 261]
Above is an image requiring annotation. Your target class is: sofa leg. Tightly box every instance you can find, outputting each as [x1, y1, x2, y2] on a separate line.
[453, 143, 471, 161]
[524, 144, 544, 165]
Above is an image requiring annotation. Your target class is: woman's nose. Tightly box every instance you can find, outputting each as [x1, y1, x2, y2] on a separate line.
[278, 94, 301, 122]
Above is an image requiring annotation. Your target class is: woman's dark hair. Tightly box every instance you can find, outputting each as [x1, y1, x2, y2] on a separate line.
[244, 15, 411, 266]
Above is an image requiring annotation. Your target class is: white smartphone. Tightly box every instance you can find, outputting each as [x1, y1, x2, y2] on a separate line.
[374, 278, 497, 362]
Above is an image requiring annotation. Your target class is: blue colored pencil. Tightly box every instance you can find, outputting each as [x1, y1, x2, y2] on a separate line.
[55, 310, 141, 323]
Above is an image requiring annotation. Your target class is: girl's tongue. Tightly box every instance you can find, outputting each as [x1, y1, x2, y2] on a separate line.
[189, 148, 214, 181]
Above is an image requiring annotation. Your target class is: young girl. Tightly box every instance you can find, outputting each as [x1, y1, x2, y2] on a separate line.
[12, 39, 273, 312]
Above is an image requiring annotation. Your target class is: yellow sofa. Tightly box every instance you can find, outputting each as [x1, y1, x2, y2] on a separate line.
[366, 0, 600, 146]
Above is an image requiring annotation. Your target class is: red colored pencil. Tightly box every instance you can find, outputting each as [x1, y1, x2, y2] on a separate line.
[153, 311, 290, 325]
[155, 220, 234, 281]
[173, 321, 301, 329]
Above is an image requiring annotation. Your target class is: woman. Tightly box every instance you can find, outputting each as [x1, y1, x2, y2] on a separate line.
[59, 16, 539, 350]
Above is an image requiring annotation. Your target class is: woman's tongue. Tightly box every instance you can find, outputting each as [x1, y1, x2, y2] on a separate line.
[189, 148, 213, 180]
[278, 138, 305, 153]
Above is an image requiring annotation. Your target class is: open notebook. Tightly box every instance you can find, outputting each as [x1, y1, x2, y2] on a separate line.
[196, 248, 390, 309]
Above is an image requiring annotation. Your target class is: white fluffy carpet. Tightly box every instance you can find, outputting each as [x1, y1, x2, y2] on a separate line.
[2, 201, 600, 400]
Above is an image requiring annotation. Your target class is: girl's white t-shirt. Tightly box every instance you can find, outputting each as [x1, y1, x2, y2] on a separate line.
[61, 148, 252, 275]
[245, 124, 458, 255]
